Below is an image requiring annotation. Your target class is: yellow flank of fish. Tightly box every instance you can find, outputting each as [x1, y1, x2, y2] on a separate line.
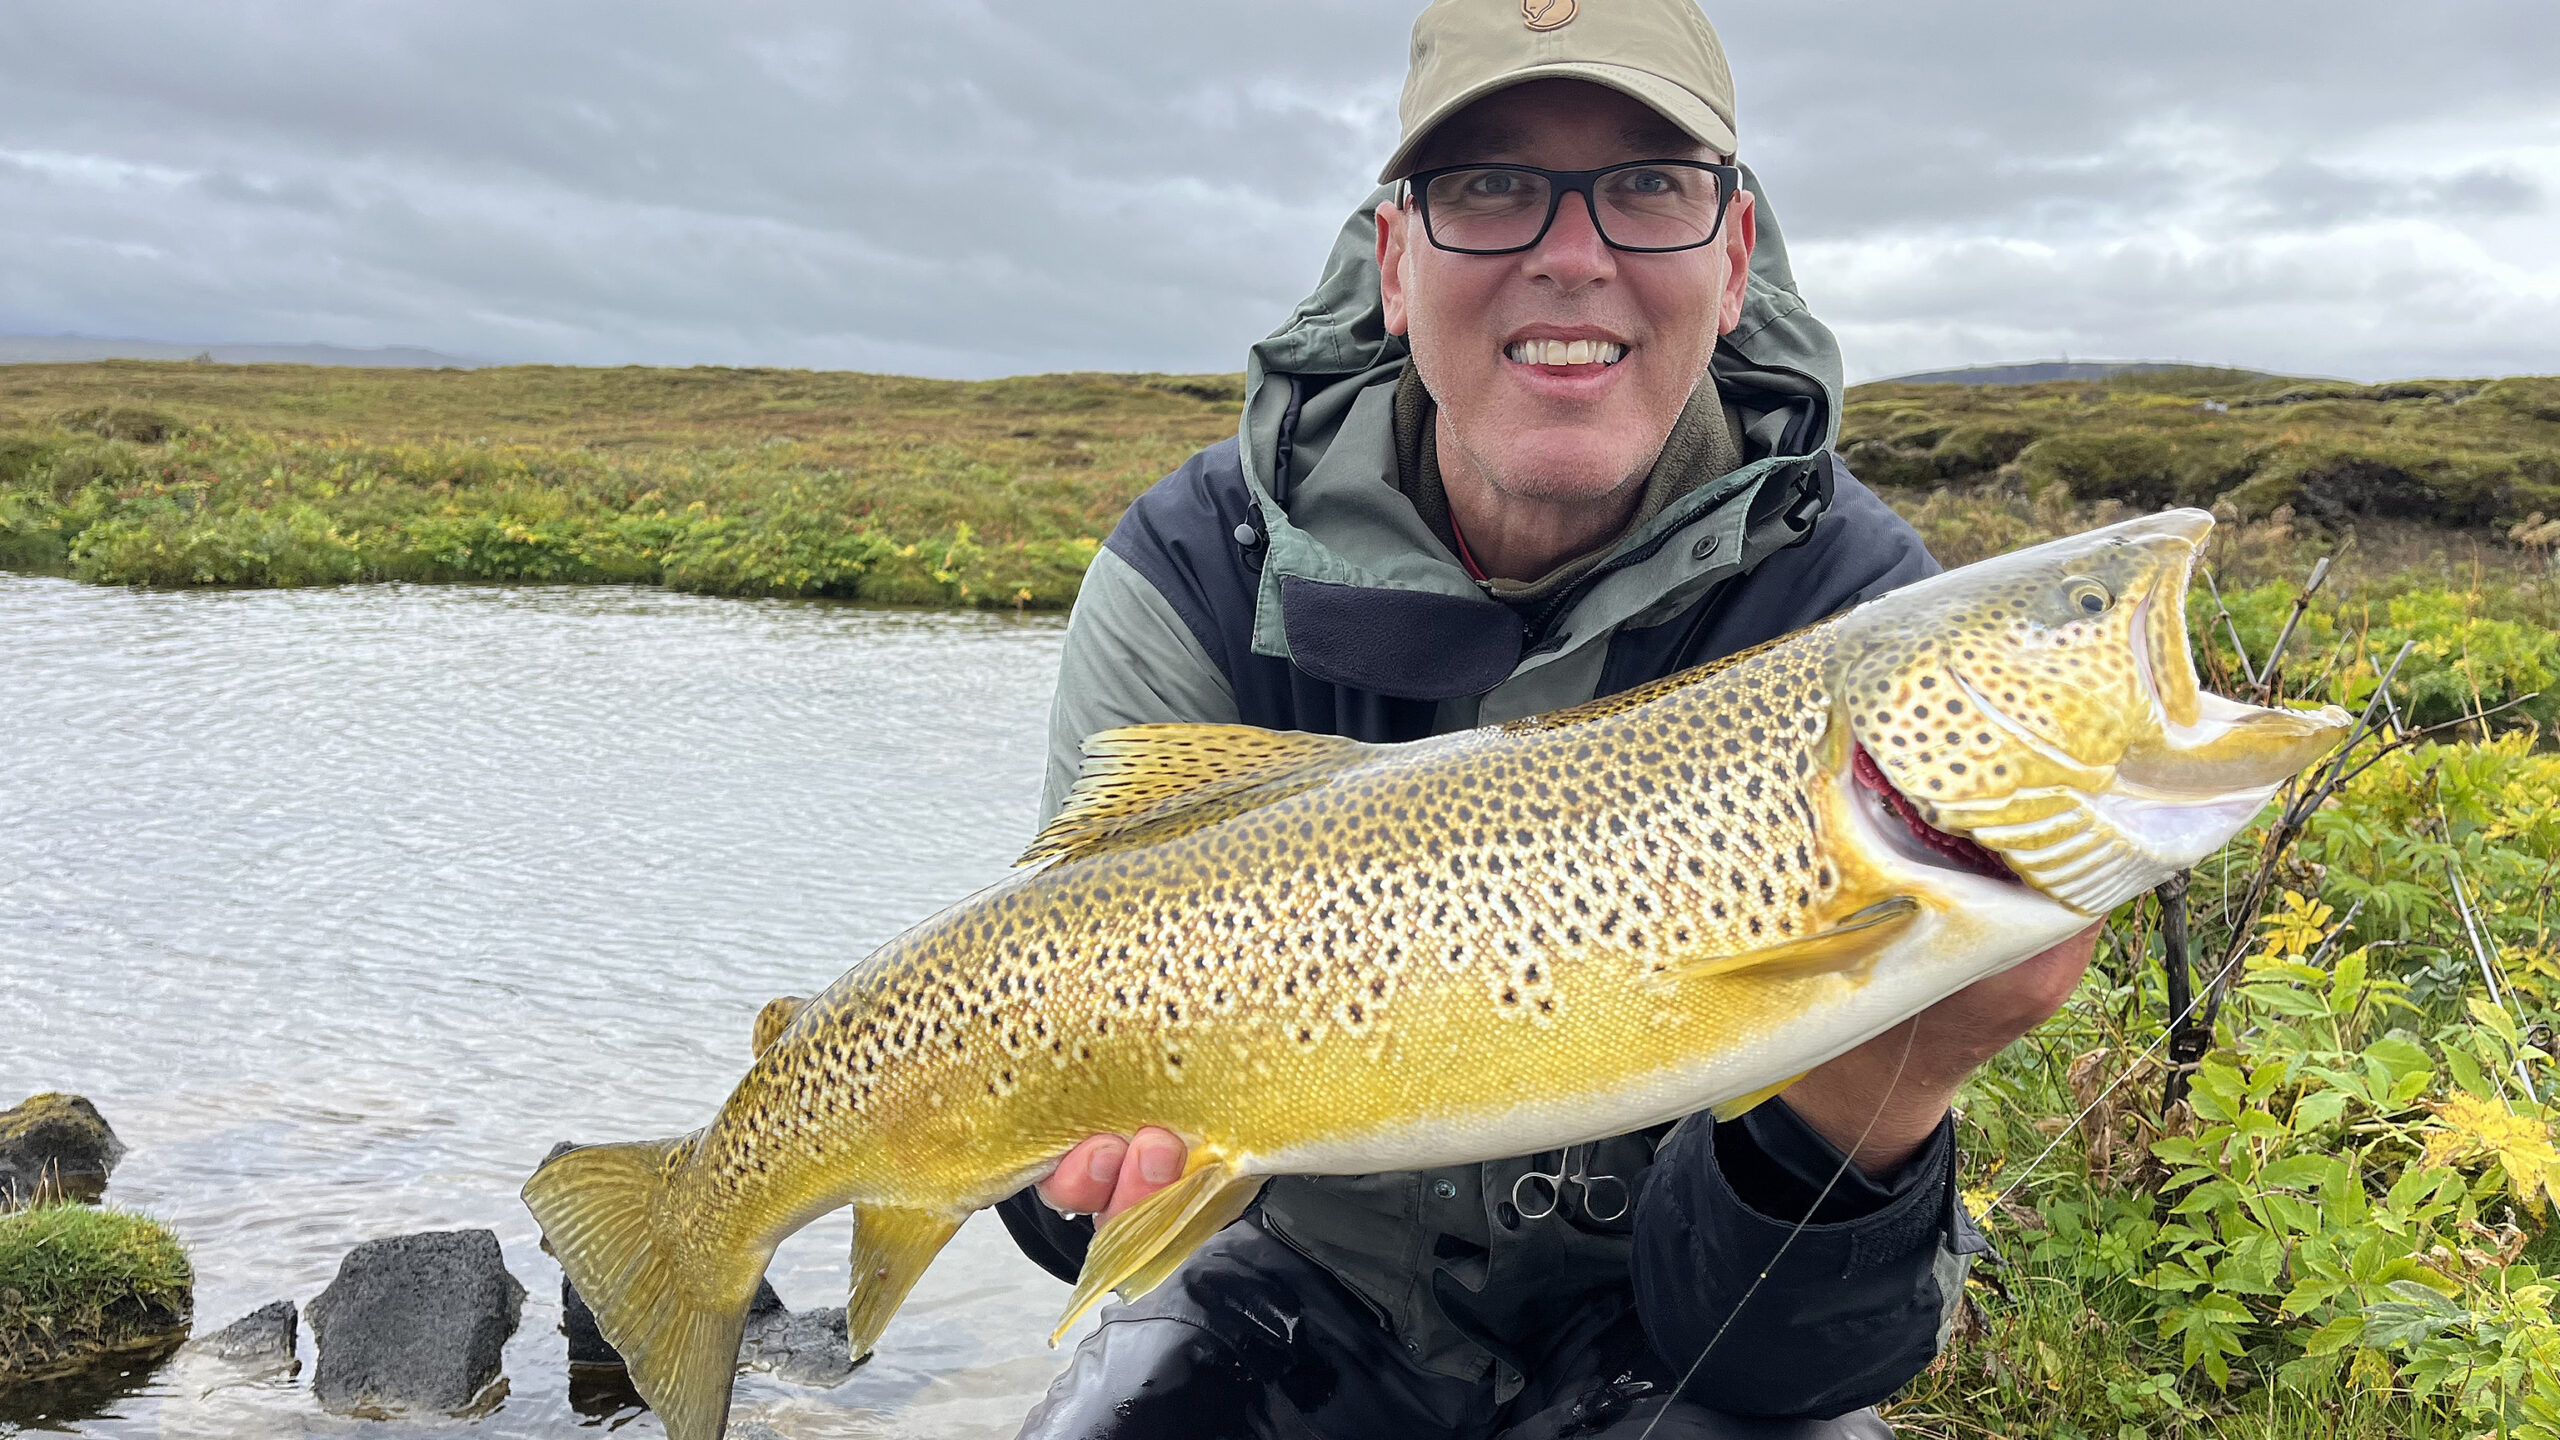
[521, 508, 2349, 1440]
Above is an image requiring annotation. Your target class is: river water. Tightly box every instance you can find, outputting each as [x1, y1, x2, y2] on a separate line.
[0, 576, 1086, 1438]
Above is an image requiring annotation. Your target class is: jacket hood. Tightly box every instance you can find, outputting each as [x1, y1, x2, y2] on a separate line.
[1231, 165, 1851, 699]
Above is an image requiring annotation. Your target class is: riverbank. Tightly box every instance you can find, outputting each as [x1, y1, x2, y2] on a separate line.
[2, 362, 2556, 608]
[0, 364, 1240, 606]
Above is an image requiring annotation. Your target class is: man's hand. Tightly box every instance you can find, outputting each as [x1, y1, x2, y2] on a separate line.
[1780, 925, 2100, 1177]
[1037, 1126, 1188, 1224]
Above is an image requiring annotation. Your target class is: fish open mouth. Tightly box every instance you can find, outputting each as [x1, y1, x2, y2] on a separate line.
[1851, 745, 2019, 885]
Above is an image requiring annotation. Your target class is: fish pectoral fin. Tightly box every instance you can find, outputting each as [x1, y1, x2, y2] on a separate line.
[1708, 1070, 1811, 1123]
[1666, 897, 1922, 982]
[751, 995, 807, 1057]
[1048, 1156, 1263, 1344]
[1018, 725, 1374, 866]
[846, 1205, 965, 1361]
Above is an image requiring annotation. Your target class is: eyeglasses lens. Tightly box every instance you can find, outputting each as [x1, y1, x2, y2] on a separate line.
[1422, 166, 1726, 253]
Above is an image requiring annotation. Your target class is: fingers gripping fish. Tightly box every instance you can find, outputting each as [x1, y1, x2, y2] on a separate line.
[521, 508, 2348, 1440]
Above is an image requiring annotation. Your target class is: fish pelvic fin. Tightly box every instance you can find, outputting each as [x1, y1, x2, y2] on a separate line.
[1666, 896, 1922, 983]
[1709, 1070, 1811, 1123]
[1048, 1156, 1266, 1345]
[751, 995, 807, 1057]
[846, 1205, 964, 1361]
[520, 1137, 754, 1440]
[1019, 725, 1372, 866]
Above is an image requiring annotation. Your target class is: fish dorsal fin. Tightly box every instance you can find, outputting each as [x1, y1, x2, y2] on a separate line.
[1667, 897, 1921, 983]
[1018, 724, 1374, 866]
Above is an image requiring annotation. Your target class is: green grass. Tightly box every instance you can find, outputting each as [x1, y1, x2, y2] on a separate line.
[0, 362, 1242, 606]
[5, 362, 2555, 611]
[1842, 369, 2560, 527]
[0, 1204, 192, 1380]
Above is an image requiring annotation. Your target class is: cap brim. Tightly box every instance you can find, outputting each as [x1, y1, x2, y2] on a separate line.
[1377, 61, 1738, 184]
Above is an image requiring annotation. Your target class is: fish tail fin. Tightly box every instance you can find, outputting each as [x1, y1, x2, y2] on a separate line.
[522, 1136, 756, 1440]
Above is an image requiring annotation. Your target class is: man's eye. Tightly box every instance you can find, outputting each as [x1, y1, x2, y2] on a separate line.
[1467, 173, 1521, 197]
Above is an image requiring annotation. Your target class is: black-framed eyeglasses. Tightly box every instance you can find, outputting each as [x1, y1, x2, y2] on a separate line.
[1405, 160, 1742, 256]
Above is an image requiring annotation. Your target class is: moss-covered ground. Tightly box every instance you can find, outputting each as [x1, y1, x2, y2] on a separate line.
[0, 1204, 192, 1382]
[4, 361, 2555, 612]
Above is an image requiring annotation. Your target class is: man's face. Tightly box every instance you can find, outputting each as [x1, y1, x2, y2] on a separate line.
[1379, 79, 1756, 507]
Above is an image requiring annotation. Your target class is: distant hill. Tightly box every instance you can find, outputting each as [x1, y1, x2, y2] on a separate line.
[0, 333, 480, 369]
[1882, 360, 2285, 387]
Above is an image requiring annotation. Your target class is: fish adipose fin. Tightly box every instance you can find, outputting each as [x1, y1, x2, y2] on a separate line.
[846, 1205, 964, 1360]
[1668, 897, 1922, 982]
[1020, 724, 1373, 866]
[521, 1137, 757, 1440]
[1048, 1156, 1267, 1343]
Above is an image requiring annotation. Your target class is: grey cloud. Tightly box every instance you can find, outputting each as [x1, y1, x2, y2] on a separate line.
[1, 1, 2555, 382]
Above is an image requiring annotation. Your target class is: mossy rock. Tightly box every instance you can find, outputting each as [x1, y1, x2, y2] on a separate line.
[0, 1094, 123, 1208]
[0, 1204, 193, 1382]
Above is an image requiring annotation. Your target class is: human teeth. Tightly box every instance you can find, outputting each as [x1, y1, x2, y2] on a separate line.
[1506, 340, 1626, 366]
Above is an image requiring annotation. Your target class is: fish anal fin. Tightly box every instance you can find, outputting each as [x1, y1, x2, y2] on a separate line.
[1709, 1070, 1810, 1123]
[845, 1205, 964, 1361]
[1668, 897, 1922, 983]
[1048, 1156, 1260, 1344]
[1018, 725, 1373, 866]
[751, 996, 806, 1057]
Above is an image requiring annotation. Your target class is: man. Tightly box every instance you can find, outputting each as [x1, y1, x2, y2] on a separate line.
[1000, 3, 2094, 1435]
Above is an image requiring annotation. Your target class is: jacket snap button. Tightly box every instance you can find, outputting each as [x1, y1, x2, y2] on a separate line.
[1432, 1179, 1458, 1200]
[1690, 533, 1720, 561]
[1233, 522, 1262, 548]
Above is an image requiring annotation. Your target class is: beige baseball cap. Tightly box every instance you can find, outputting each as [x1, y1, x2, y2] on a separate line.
[1379, 0, 1739, 183]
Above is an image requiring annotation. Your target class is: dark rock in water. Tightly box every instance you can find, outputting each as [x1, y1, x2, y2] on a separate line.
[740, 1304, 857, 1388]
[0, 1094, 125, 1207]
[561, 1272, 780, 1368]
[307, 1230, 524, 1417]
[183, 1300, 298, 1369]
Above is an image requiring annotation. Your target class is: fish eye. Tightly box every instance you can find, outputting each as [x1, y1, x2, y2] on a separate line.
[2065, 578, 2113, 615]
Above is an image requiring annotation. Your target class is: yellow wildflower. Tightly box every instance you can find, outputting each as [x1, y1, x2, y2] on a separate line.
[2422, 1092, 2560, 1214]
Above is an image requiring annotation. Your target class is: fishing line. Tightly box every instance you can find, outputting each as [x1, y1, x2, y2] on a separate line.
[1638, 1019, 1917, 1440]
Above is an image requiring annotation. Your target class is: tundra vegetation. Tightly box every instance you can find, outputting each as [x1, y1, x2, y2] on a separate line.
[1, 362, 2556, 1431]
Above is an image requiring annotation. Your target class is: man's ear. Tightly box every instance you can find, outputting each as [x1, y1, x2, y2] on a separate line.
[1378, 195, 1413, 338]
[1716, 188, 1757, 336]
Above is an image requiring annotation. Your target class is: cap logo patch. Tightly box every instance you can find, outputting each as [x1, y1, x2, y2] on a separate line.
[1522, 0, 1575, 31]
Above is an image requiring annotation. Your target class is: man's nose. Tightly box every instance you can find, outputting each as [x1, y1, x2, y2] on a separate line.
[1521, 188, 1615, 289]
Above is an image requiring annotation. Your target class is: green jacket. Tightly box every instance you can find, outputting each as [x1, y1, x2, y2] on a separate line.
[998, 172, 1975, 1415]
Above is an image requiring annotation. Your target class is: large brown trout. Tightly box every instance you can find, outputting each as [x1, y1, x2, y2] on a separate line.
[523, 509, 2348, 1439]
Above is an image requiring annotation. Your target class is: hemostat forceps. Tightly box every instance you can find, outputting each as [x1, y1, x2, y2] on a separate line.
[1511, 1143, 1630, 1222]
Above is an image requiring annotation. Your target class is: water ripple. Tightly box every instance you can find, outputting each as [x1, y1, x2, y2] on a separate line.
[0, 577, 1086, 1438]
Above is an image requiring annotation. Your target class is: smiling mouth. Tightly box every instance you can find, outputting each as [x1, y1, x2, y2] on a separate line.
[1504, 339, 1625, 367]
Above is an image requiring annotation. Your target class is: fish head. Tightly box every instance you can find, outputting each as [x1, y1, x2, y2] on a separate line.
[1833, 508, 2352, 914]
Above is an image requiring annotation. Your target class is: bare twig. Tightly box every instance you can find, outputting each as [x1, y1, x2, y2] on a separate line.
[2251, 555, 2332, 704]
[2201, 566, 2257, 690]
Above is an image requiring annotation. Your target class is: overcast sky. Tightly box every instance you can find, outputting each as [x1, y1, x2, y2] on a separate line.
[5, 1, 2557, 383]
